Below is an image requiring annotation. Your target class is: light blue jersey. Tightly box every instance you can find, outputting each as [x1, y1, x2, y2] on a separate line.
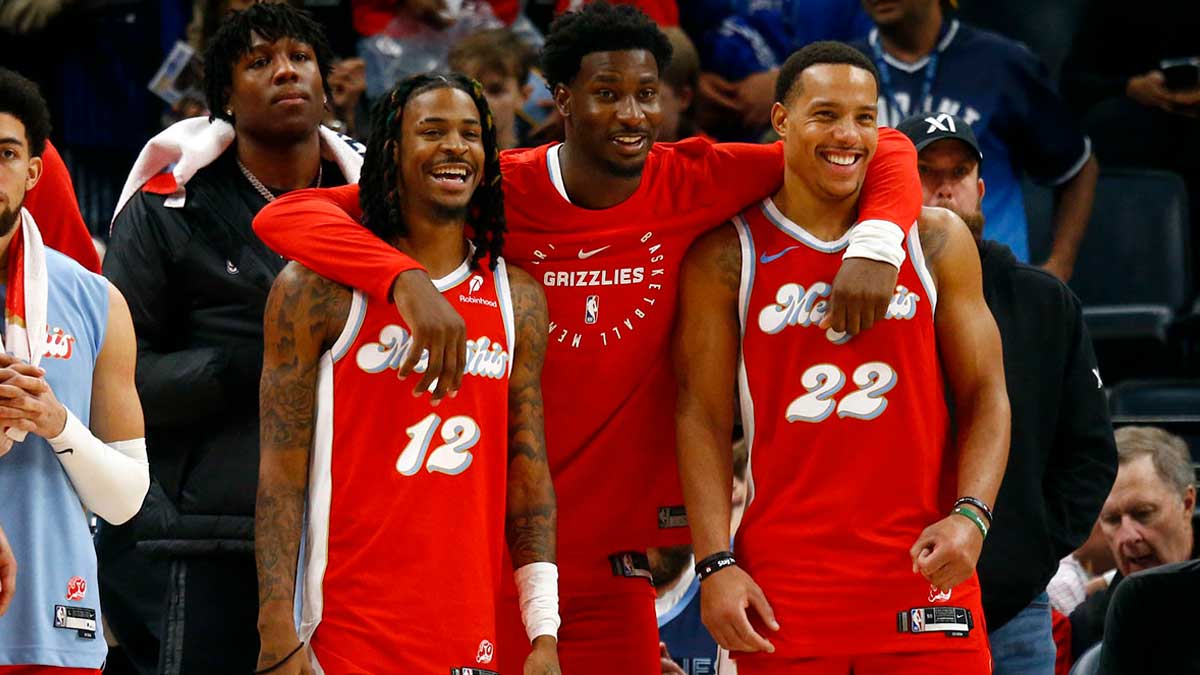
[0, 249, 109, 668]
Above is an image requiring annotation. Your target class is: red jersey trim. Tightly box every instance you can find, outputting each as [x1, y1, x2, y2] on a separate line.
[140, 173, 178, 195]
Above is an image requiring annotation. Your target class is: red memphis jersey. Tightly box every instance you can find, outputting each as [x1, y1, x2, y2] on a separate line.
[732, 199, 986, 660]
[299, 256, 515, 674]
[252, 131, 919, 591]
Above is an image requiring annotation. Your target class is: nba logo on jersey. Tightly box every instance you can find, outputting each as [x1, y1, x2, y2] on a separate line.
[469, 275, 484, 294]
[584, 295, 599, 324]
[910, 609, 924, 633]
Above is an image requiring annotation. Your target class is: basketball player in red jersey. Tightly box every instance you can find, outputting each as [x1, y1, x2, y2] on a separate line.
[675, 42, 1010, 674]
[251, 6, 923, 671]
[253, 74, 560, 675]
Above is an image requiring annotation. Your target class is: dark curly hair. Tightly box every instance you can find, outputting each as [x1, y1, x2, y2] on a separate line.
[540, 1, 673, 88]
[203, 2, 334, 123]
[0, 68, 51, 158]
[775, 41, 880, 105]
[359, 73, 505, 270]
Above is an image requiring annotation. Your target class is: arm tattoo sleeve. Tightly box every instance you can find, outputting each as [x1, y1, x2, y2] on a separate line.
[505, 271, 557, 568]
[255, 264, 349, 656]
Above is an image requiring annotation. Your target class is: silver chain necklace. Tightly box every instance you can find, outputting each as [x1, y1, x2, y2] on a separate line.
[237, 158, 322, 202]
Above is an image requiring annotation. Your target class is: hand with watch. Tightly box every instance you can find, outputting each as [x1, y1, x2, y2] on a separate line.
[909, 496, 994, 594]
[694, 550, 781, 654]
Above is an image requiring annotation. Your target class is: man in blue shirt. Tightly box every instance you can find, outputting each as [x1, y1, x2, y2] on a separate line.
[852, 0, 1099, 280]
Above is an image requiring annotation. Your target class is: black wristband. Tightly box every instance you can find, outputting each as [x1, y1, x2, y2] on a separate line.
[254, 643, 305, 674]
[954, 496, 994, 524]
[695, 550, 737, 581]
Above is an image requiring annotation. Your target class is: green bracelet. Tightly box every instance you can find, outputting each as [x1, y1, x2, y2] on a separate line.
[952, 505, 989, 540]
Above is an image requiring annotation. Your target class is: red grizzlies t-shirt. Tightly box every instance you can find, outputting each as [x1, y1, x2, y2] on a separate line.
[732, 199, 986, 661]
[299, 256, 515, 673]
[253, 132, 919, 594]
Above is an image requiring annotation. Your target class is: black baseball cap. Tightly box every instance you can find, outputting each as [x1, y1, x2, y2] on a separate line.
[897, 113, 983, 165]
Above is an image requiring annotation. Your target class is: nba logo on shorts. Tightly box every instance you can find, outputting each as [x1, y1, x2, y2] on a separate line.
[585, 295, 599, 324]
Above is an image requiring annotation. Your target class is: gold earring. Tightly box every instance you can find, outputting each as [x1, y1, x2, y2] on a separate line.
[225, 108, 233, 116]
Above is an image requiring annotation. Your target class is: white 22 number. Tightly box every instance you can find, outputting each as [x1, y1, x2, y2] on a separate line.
[785, 362, 897, 424]
[396, 413, 480, 476]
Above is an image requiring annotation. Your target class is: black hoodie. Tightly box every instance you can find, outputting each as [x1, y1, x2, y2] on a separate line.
[975, 240, 1118, 631]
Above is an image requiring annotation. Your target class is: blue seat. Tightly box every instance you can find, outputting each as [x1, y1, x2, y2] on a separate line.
[1034, 170, 1191, 343]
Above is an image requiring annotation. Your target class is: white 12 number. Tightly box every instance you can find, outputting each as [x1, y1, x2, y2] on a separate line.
[785, 362, 897, 424]
[396, 413, 480, 476]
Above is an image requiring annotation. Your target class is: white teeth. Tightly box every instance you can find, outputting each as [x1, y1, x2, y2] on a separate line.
[823, 153, 857, 166]
[614, 136, 642, 143]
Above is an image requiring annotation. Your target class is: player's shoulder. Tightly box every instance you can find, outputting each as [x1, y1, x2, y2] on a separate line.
[274, 260, 351, 303]
[916, 205, 967, 237]
[501, 261, 547, 309]
[46, 247, 106, 291]
[686, 221, 740, 264]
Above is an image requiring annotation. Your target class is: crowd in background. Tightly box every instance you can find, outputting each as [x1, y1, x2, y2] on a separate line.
[2, 1, 1199, 674]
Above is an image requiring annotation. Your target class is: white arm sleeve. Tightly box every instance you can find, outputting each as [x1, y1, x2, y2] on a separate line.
[48, 409, 149, 525]
[514, 562, 560, 643]
[844, 219, 906, 268]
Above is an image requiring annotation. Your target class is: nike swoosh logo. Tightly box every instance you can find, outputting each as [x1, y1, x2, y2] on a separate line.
[578, 245, 611, 259]
[54, 447, 75, 455]
[759, 246, 799, 264]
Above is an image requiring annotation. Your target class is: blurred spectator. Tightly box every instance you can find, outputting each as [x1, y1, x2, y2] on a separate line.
[1095, 558, 1200, 674]
[658, 27, 703, 143]
[1, 0, 188, 235]
[1048, 522, 1118, 616]
[653, 439, 748, 675]
[96, 5, 362, 673]
[353, 0, 545, 98]
[897, 112, 1118, 675]
[684, 0, 870, 137]
[851, 0, 1099, 281]
[1061, 0, 1200, 271]
[24, 140, 104, 272]
[1069, 426, 1197, 663]
[327, 56, 369, 137]
[557, 0, 677, 26]
[449, 28, 534, 148]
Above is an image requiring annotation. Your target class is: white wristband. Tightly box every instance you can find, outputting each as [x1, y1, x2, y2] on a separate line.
[48, 409, 149, 525]
[515, 562, 560, 643]
[844, 219, 907, 269]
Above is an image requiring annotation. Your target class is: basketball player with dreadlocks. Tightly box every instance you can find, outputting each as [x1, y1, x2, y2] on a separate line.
[253, 5, 922, 671]
[254, 73, 560, 675]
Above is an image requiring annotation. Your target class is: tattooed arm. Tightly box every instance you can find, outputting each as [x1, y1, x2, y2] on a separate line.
[909, 207, 1010, 592]
[256, 262, 350, 674]
[674, 223, 779, 654]
[503, 266, 560, 674]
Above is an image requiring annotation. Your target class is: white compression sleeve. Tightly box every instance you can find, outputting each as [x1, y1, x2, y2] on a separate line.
[514, 562, 560, 643]
[844, 219, 907, 268]
[48, 409, 149, 525]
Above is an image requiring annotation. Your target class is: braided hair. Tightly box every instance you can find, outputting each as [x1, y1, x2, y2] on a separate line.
[359, 73, 505, 270]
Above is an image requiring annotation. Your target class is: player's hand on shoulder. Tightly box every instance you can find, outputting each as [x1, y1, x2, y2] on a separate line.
[700, 565, 779, 654]
[391, 268, 467, 405]
[524, 635, 560, 675]
[821, 257, 899, 336]
[909, 513, 985, 593]
[0, 353, 66, 443]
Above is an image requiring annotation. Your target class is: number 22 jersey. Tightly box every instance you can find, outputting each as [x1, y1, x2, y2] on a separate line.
[732, 199, 986, 659]
[299, 255, 516, 674]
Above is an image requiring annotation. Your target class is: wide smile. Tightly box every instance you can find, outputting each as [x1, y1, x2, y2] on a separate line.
[427, 163, 475, 192]
[818, 148, 866, 175]
[610, 132, 649, 156]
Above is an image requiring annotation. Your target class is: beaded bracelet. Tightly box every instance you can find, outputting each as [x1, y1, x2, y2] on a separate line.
[952, 505, 989, 540]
